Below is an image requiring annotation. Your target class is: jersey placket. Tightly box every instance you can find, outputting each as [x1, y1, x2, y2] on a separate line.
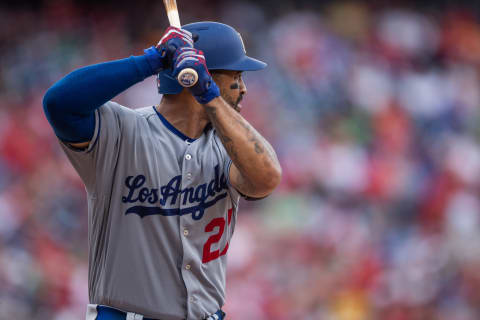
[179, 143, 200, 318]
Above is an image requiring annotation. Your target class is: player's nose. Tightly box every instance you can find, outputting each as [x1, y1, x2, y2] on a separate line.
[239, 78, 247, 96]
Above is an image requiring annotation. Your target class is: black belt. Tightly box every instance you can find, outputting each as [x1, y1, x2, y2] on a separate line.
[96, 305, 225, 320]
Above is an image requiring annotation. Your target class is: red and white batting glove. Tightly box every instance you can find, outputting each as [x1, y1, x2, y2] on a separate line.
[144, 26, 194, 73]
[157, 26, 194, 48]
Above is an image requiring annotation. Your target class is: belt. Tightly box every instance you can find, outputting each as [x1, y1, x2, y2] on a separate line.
[96, 305, 225, 320]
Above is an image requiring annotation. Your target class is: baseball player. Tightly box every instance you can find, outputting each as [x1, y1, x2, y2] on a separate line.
[43, 22, 281, 320]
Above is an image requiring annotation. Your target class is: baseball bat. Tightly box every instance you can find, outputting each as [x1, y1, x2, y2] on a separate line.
[162, 0, 198, 88]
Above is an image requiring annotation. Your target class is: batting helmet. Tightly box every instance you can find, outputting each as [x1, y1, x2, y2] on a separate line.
[157, 21, 267, 94]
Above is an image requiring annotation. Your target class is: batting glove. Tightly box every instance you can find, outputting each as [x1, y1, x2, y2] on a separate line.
[172, 47, 220, 104]
[144, 26, 194, 73]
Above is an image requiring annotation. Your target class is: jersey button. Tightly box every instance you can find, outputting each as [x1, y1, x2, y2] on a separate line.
[183, 229, 189, 236]
[189, 296, 195, 302]
[185, 264, 191, 270]
[185, 154, 192, 160]
[186, 173, 192, 180]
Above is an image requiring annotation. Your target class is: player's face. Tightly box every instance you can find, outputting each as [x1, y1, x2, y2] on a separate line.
[212, 70, 246, 113]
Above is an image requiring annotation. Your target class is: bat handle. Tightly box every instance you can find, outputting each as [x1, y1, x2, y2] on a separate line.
[177, 68, 198, 87]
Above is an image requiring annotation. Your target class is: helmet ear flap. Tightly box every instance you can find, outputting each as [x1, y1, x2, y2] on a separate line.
[157, 70, 184, 94]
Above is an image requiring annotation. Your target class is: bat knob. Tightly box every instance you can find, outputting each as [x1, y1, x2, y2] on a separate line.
[177, 68, 198, 87]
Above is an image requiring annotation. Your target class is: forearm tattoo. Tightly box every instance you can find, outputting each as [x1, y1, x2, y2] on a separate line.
[204, 102, 279, 171]
[204, 105, 243, 170]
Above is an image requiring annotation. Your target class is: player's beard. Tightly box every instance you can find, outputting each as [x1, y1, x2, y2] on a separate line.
[233, 95, 243, 113]
[220, 89, 243, 113]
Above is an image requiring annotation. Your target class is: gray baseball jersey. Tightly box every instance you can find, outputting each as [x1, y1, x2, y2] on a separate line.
[59, 101, 240, 320]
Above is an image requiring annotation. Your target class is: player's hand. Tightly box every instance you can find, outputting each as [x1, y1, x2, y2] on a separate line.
[144, 26, 194, 73]
[172, 47, 220, 104]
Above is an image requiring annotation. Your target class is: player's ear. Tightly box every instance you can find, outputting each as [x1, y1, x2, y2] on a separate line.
[210, 71, 221, 83]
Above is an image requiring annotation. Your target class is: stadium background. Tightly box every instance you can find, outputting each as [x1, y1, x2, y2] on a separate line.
[2, 0, 480, 319]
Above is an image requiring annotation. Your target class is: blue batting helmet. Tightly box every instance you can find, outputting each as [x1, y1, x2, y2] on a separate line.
[157, 21, 267, 94]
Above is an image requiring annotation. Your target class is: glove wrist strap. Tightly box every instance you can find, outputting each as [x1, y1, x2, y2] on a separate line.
[194, 80, 220, 104]
[143, 46, 166, 74]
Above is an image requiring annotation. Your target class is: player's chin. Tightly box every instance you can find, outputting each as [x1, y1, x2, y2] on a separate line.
[232, 97, 243, 113]
[227, 100, 242, 113]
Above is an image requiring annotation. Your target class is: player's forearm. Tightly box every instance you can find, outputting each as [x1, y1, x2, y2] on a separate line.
[204, 97, 282, 196]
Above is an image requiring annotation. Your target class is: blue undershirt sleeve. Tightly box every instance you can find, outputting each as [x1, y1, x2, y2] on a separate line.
[43, 55, 155, 142]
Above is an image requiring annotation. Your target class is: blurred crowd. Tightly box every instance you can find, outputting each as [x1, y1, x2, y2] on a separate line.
[1, 1, 480, 319]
